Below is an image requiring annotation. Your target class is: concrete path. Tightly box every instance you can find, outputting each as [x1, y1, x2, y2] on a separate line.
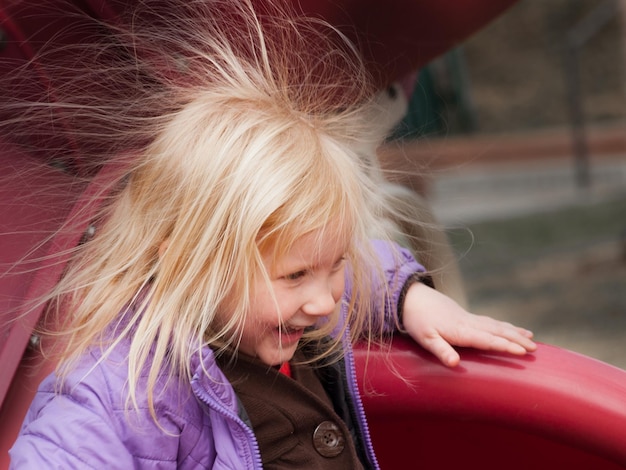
[429, 156, 626, 225]
[379, 123, 626, 225]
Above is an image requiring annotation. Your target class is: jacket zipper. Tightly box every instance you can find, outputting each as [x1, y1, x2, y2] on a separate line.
[191, 380, 264, 469]
[342, 336, 380, 470]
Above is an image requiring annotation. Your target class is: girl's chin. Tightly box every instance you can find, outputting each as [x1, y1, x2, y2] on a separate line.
[246, 327, 306, 366]
[258, 334, 302, 366]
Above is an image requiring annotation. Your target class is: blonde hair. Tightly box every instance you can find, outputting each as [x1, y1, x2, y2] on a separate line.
[13, 0, 400, 413]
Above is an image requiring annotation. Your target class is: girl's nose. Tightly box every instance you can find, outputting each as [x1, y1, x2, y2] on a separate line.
[302, 282, 338, 317]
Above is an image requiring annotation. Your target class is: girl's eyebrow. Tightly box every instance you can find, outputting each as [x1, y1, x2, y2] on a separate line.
[272, 246, 347, 275]
[274, 258, 322, 277]
[307, 253, 346, 271]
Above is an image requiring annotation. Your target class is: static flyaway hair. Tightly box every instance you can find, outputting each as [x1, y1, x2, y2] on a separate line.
[5, 0, 404, 415]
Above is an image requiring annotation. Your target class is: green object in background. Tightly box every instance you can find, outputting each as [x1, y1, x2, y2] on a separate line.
[392, 48, 478, 140]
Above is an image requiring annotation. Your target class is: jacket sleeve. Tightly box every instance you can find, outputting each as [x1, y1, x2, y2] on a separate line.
[372, 239, 425, 320]
[9, 348, 190, 469]
[345, 239, 425, 335]
[9, 369, 137, 469]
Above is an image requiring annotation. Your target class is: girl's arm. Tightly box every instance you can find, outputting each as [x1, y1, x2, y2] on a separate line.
[9, 374, 137, 469]
[9, 347, 194, 468]
[371, 239, 536, 366]
[400, 281, 537, 367]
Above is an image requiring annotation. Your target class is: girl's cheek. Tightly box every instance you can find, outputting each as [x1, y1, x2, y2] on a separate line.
[332, 271, 346, 302]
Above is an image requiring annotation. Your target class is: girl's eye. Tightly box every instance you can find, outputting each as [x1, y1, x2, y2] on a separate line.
[283, 270, 307, 281]
[333, 257, 346, 271]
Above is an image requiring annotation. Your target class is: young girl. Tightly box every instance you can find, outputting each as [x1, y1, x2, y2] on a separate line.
[8, 1, 535, 468]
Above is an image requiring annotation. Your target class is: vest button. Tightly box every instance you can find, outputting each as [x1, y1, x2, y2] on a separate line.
[313, 421, 345, 457]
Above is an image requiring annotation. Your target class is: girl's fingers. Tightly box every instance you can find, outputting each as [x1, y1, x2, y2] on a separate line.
[518, 327, 535, 338]
[417, 332, 461, 367]
[472, 317, 537, 352]
[482, 329, 536, 354]
[450, 327, 514, 352]
[497, 326, 537, 352]
[429, 323, 537, 362]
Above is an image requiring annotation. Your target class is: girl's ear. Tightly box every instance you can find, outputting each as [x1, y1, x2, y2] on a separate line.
[158, 239, 170, 258]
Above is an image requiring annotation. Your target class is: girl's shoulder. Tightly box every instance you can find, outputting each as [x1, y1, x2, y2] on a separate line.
[370, 239, 423, 274]
[66, 337, 201, 422]
[18, 338, 207, 464]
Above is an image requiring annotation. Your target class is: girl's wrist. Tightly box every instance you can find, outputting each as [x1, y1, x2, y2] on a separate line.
[397, 271, 434, 326]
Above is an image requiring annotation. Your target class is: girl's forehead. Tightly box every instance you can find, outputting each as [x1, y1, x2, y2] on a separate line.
[265, 226, 350, 266]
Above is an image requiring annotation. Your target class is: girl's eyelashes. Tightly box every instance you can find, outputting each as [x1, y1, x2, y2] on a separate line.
[333, 257, 346, 270]
[283, 270, 307, 281]
[280, 256, 345, 281]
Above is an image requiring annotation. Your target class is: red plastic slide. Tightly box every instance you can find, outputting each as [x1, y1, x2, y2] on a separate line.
[355, 336, 626, 469]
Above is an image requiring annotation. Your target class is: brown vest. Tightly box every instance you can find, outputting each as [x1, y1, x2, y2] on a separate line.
[217, 349, 365, 469]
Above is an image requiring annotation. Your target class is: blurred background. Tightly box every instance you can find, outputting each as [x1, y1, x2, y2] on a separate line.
[382, 0, 626, 369]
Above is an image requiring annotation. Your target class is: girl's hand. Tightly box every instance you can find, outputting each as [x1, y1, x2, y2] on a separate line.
[401, 281, 537, 367]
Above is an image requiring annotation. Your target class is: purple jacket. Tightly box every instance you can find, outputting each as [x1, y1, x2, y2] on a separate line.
[10, 241, 422, 469]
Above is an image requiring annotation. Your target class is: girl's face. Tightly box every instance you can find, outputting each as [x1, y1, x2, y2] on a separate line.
[231, 228, 347, 366]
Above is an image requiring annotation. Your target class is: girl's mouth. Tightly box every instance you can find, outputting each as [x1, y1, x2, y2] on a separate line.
[275, 326, 304, 344]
